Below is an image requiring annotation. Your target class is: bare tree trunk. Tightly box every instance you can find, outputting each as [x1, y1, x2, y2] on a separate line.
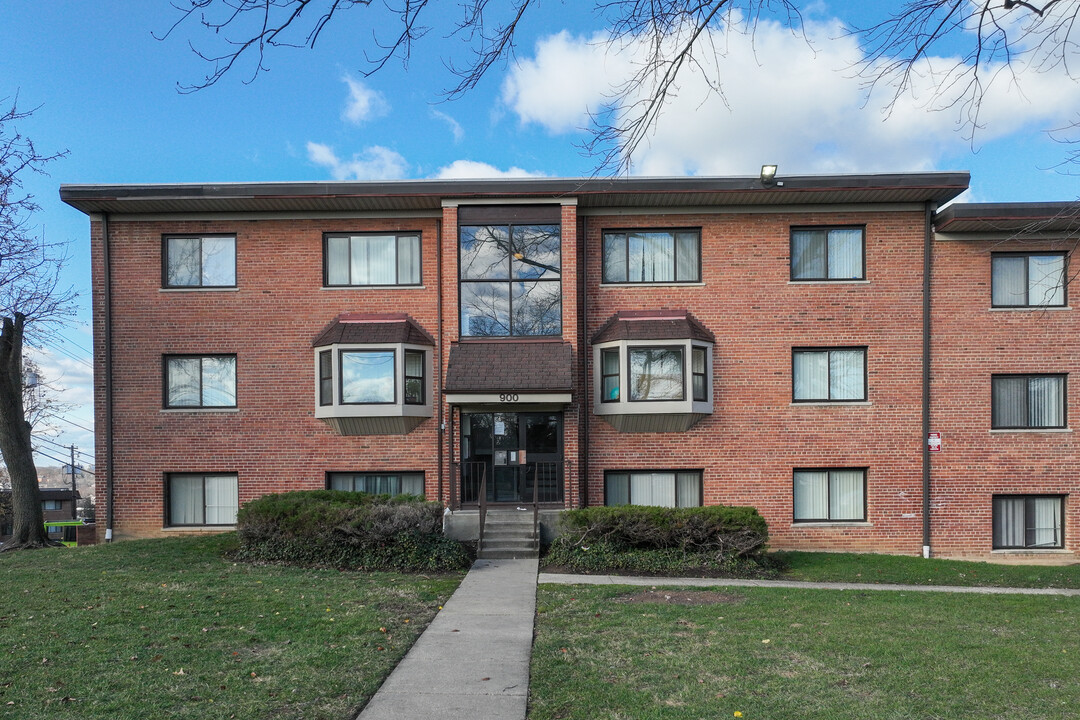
[0, 313, 56, 551]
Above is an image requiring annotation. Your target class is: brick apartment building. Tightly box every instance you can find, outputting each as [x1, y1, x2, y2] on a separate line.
[60, 173, 1080, 561]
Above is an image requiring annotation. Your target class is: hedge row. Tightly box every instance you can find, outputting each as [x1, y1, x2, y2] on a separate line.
[235, 490, 471, 572]
[545, 505, 770, 575]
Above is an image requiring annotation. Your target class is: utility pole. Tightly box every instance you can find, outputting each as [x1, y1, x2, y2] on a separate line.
[70, 444, 77, 520]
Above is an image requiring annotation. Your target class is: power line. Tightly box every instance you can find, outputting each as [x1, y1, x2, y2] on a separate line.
[52, 416, 94, 434]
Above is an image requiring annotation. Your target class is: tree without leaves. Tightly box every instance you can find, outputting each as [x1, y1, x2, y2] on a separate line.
[162, 1, 1080, 173]
[0, 97, 75, 552]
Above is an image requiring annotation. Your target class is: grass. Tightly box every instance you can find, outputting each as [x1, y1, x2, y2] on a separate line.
[775, 551, 1080, 589]
[529, 583, 1080, 720]
[0, 534, 462, 720]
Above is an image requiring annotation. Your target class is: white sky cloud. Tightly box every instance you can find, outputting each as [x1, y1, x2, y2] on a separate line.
[341, 75, 389, 124]
[23, 346, 96, 462]
[503, 17, 1080, 176]
[307, 142, 409, 180]
[433, 160, 546, 179]
[432, 110, 465, 143]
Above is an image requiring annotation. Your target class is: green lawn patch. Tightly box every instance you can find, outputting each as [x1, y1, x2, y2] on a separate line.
[776, 551, 1080, 589]
[0, 535, 461, 720]
[529, 583, 1080, 720]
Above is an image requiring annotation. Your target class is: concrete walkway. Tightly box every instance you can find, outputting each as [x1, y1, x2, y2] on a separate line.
[357, 558, 539, 720]
[539, 572, 1080, 596]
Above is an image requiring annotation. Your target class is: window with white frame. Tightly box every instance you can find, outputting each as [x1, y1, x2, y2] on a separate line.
[340, 349, 396, 404]
[604, 470, 703, 507]
[324, 233, 421, 287]
[167, 473, 238, 526]
[993, 495, 1064, 549]
[792, 348, 866, 402]
[602, 229, 701, 283]
[328, 472, 425, 497]
[991, 374, 1066, 429]
[790, 227, 864, 281]
[164, 355, 237, 409]
[793, 469, 866, 522]
[991, 253, 1066, 308]
[163, 235, 236, 288]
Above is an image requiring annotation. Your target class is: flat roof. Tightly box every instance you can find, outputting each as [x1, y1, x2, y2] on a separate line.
[59, 172, 970, 215]
[934, 202, 1080, 233]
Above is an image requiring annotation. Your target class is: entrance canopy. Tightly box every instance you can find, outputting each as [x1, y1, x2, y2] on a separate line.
[445, 341, 573, 405]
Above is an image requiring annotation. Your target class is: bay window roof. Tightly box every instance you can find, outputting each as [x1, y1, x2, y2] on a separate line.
[591, 309, 715, 344]
[312, 312, 435, 347]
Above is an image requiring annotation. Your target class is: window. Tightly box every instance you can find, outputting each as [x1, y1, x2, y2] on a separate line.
[404, 350, 424, 405]
[340, 350, 396, 404]
[793, 348, 866, 402]
[164, 355, 237, 409]
[324, 233, 421, 286]
[604, 471, 702, 507]
[629, 347, 684, 401]
[42, 499, 62, 511]
[992, 253, 1066, 307]
[691, 347, 708, 402]
[793, 469, 866, 522]
[992, 374, 1066, 429]
[602, 229, 701, 283]
[328, 472, 425, 497]
[164, 235, 236, 288]
[993, 495, 1064, 549]
[167, 474, 238, 526]
[790, 227, 865, 281]
[318, 350, 333, 406]
[601, 348, 620, 402]
[460, 223, 561, 336]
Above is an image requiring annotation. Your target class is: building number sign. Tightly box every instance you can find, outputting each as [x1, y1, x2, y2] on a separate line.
[499, 393, 520, 402]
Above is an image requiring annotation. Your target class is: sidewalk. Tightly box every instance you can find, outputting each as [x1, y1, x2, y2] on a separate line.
[538, 572, 1080, 596]
[357, 558, 539, 720]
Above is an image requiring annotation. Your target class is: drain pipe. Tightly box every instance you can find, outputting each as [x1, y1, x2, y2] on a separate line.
[101, 212, 115, 542]
[578, 213, 589, 508]
[436, 217, 444, 505]
[921, 202, 935, 559]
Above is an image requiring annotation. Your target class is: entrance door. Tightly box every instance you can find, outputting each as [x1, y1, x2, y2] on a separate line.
[460, 411, 563, 504]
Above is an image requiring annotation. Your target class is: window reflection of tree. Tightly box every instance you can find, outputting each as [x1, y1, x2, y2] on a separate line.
[460, 224, 561, 336]
[167, 236, 234, 286]
[630, 348, 683, 401]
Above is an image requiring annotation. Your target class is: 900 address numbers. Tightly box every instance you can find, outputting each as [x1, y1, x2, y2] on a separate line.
[499, 393, 520, 402]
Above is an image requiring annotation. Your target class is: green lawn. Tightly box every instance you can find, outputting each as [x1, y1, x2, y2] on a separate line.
[0, 535, 461, 720]
[529, 583, 1080, 720]
[775, 551, 1080, 589]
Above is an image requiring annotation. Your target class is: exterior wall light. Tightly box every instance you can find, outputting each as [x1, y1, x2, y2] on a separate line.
[760, 164, 779, 187]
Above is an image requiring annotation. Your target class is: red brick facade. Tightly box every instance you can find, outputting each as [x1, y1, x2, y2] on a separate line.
[66, 175, 1079, 561]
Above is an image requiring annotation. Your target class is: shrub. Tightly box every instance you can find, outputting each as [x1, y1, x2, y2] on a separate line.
[544, 505, 770, 576]
[235, 490, 471, 572]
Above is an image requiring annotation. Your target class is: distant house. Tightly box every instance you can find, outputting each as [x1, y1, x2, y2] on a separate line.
[60, 173, 1080, 561]
[0, 488, 81, 541]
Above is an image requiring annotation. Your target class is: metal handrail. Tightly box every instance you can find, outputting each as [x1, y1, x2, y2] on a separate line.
[477, 465, 487, 554]
[532, 462, 539, 550]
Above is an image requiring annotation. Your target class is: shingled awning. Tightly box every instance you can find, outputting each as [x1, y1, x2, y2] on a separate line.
[312, 313, 435, 347]
[591, 310, 715, 344]
[445, 341, 574, 404]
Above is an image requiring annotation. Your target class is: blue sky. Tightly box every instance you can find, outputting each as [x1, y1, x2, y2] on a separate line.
[3, 0, 1079, 466]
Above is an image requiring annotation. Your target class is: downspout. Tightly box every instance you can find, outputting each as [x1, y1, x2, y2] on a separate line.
[578, 214, 589, 508]
[436, 217, 444, 505]
[102, 212, 115, 542]
[922, 202, 935, 559]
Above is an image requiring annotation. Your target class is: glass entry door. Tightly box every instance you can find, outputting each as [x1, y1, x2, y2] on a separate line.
[461, 411, 563, 504]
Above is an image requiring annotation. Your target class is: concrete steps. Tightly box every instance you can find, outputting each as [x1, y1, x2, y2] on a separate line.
[477, 509, 539, 559]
